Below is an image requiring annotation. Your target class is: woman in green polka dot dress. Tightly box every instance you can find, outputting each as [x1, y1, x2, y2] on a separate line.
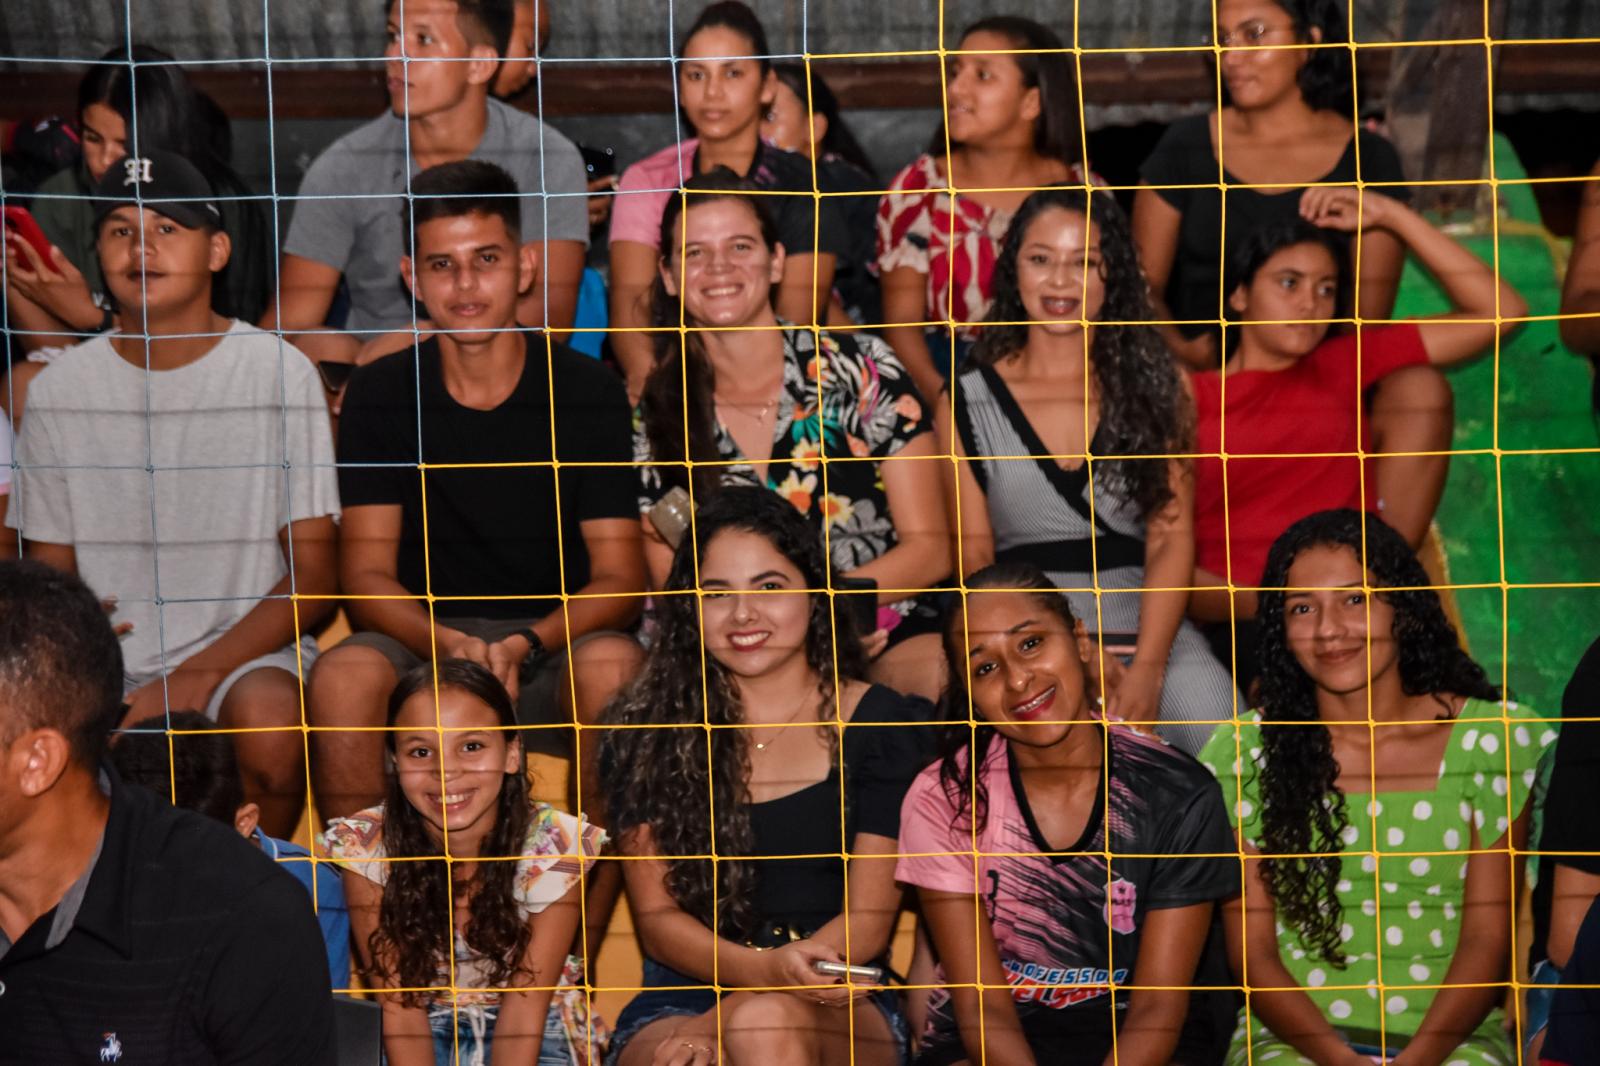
[1197, 510, 1553, 1065]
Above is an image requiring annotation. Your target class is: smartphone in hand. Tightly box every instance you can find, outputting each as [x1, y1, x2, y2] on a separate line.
[3, 206, 54, 264]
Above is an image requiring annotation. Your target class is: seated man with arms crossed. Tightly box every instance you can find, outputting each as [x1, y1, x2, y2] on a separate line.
[309, 160, 644, 844]
[6, 150, 339, 839]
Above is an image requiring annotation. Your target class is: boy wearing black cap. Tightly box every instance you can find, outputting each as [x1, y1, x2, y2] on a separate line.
[5, 150, 341, 838]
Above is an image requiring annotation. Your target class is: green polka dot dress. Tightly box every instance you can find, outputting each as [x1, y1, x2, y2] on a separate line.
[1196, 698, 1554, 1059]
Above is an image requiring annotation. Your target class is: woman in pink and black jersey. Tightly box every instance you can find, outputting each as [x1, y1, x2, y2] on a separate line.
[898, 563, 1236, 1065]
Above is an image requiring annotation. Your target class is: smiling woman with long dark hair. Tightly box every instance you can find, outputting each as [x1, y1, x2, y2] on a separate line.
[1196, 510, 1551, 1064]
[600, 486, 937, 1066]
[1132, 0, 1407, 371]
[899, 562, 1235, 1065]
[942, 185, 1236, 756]
[325, 659, 605, 1066]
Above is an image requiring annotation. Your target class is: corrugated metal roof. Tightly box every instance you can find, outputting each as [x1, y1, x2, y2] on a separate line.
[5, 0, 1600, 64]
[1, 0, 1595, 117]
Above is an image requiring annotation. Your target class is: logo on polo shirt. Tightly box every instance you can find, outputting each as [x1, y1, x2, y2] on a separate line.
[122, 156, 152, 187]
[100, 1032, 123, 1061]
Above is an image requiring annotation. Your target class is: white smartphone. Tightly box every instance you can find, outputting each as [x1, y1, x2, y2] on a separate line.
[812, 960, 884, 983]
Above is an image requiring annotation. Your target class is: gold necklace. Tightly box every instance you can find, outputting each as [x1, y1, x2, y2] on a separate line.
[749, 693, 815, 752]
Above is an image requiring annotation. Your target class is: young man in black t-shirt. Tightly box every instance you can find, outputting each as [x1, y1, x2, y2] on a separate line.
[308, 160, 644, 829]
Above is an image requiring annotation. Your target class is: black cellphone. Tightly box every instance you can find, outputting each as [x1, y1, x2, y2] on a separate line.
[579, 144, 616, 181]
[834, 576, 879, 638]
[316, 359, 355, 393]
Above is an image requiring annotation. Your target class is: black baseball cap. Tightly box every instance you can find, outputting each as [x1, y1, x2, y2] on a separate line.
[91, 149, 222, 231]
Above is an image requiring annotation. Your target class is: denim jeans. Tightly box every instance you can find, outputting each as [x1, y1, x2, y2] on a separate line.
[428, 1001, 573, 1066]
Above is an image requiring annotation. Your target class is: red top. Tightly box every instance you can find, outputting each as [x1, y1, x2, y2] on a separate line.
[1192, 323, 1430, 585]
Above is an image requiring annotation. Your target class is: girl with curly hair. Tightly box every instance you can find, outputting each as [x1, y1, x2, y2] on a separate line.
[600, 486, 938, 1066]
[940, 186, 1236, 755]
[635, 170, 950, 699]
[325, 660, 606, 1066]
[899, 562, 1236, 1064]
[1133, 0, 1408, 370]
[1195, 510, 1552, 1065]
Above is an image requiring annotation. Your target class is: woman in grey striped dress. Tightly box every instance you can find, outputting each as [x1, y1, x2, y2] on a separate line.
[935, 186, 1236, 755]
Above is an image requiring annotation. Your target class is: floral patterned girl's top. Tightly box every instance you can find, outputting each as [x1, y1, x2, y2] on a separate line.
[323, 800, 606, 1009]
[635, 326, 933, 631]
[875, 153, 1096, 340]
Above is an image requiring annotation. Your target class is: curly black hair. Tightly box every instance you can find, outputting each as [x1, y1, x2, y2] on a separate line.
[1213, 0, 1354, 116]
[639, 167, 783, 504]
[935, 562, 1081, 833]
[1253, 509, 1498, 966]
[371, 659, 535, 1007]
[970, 186, 1194, 522]
[599, 486, 866, 937]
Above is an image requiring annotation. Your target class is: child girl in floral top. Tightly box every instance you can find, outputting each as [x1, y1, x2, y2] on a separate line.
[326, 660, 605, 1066]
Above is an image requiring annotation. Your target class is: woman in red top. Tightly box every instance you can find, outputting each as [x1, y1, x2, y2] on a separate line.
[876, 16, 1093, 406]
[1190, 186, 1526, 628]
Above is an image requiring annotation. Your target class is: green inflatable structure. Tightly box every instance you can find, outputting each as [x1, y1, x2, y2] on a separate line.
[1396, 134, 1600, 717]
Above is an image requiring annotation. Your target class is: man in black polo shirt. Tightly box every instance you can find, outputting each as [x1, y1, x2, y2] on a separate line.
[0, 561, 334, 1065]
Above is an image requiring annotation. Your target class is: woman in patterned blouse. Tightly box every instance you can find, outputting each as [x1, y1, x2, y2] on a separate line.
[636, 169, 951, 699]
[876, 15, 1095, 406]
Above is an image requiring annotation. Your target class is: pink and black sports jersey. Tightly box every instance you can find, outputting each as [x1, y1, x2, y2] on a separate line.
[897, 726, 1235, 1055]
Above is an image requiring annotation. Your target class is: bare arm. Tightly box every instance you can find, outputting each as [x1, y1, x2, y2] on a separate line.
[1108, 901, 1216, 1066]
[1392, 810, 1531, 1066]
[845, 432, 950, 602]
[22, 537, 77, 573]
[1545, 865, 1600, 970]
[122, 515, 339, 722]
[263, 254, 361, 364]
[502, 516, 645, 657]
[1132, 186, 1217, 371]
[798, 831, 903, 965]
[1354, 227, 1406, 325]
[1227, 842, 1368, 1066]
[489, 882, 583, 1066]
[339, 503, 438, 656]
[918, 886, 1038, 1066]
[521, 238, 585, 334]
[881, 265, 945, 409]
[607, 240, 662, 401]
[1301, 188, 1528, 366]
[340, 870, 435, 1066]
[1111, 459, 1194, 726]
[933, 393, 995, 576]
[618, 824, 785, 988]
[1559, 164, 1600, 356]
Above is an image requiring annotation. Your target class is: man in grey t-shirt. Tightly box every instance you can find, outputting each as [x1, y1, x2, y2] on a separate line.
[268, 0, 588, 365]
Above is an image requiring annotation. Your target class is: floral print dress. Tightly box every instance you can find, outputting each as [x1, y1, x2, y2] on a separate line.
[635, 326, 936, 635]
[323, 801, 609, 1063]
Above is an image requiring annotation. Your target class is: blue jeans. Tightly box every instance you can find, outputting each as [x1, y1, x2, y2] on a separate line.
[428, 1001, 573, 1066]
[607, 957, 910, 1066]
[1524, 958, 1562, 1056]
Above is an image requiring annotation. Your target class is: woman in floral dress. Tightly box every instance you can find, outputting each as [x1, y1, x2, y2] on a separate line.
[635, 169, 950, 698]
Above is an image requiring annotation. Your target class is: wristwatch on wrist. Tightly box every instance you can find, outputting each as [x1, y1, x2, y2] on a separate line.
[511, 627, 547, 669]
